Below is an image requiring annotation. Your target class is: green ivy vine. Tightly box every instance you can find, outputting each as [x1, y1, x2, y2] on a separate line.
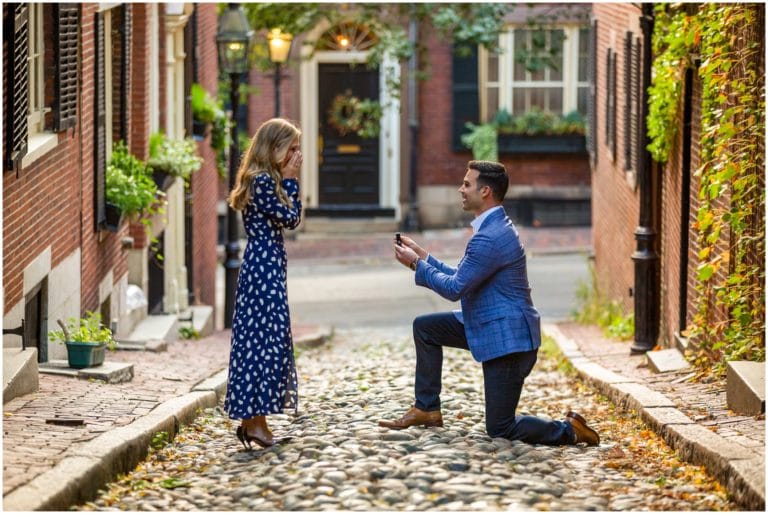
[647, 4, 765, 374]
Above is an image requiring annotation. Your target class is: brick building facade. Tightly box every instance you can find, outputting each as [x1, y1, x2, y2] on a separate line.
[3, 3, 220, 361]
[590, 3, 764, 351]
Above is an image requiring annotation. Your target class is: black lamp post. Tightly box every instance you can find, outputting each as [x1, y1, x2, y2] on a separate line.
[217, 3, 253, 328]
[267, 28, 293, 117]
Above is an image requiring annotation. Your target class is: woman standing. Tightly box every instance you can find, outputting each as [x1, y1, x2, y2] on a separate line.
[224, 118, 303, 449]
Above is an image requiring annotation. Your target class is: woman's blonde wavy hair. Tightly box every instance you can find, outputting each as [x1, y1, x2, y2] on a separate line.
[227, 118, 302, 211]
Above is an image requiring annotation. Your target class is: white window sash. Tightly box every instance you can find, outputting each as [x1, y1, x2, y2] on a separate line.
[27, 3, 46, 134]
[481, 24, 586, 121]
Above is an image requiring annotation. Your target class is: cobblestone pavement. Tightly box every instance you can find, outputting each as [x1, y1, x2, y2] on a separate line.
[77, 328, 736, 512]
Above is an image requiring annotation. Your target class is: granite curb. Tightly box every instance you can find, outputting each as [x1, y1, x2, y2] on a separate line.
[544, 323, 765, 511]
[2, 326, 333, 512]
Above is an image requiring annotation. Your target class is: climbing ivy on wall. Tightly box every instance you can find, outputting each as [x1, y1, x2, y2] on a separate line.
[647, 4, 765, 373]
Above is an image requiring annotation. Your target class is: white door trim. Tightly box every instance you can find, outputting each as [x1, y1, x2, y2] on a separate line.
[300, 48, 400, 218]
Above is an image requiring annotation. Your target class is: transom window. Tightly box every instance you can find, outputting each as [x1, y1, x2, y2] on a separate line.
[480, 26, 589, 121]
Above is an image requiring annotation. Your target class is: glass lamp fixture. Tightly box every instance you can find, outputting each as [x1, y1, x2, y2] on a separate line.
[216, 4, 253, 74]
[267, 28, 293, 64]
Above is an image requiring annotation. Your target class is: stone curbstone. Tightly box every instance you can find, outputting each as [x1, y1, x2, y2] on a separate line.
[295, 326, 333, 348]
[547, 325, 765, 511]
[192, 368, 229, 398]
[3, 391, 218, 511]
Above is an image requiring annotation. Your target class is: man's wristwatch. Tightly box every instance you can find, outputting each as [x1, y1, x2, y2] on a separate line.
[409, 256, 420, 271]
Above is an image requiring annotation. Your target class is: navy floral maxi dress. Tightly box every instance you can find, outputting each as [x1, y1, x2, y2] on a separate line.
[225, 173, 302, 419]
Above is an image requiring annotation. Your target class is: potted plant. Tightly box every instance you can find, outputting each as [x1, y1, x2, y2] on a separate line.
[148, 132, 203, 189]
[48, 311, 116, 369]
[105, 142, 162, 231]
[191, 83, 216, 139]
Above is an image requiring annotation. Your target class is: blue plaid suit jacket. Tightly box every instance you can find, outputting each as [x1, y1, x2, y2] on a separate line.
[415, 207, 541, 362]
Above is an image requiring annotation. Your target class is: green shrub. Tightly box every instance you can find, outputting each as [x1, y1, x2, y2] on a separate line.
[461, 122, 498, 161]
[572, 261, 635, 341]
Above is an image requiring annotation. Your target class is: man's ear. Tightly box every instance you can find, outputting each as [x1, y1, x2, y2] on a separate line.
[480, 185, 491, 199]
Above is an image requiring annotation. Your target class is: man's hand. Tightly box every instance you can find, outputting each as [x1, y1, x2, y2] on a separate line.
[398, 235, 427, 260]
[394, 243, 419, 269]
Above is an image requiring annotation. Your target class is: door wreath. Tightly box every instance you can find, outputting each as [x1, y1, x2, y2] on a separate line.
[327, 90, 382, 139]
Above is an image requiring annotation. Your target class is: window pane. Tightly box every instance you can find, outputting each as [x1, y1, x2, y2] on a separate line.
[578, 28, 589, 81]
[577, 87, 588, 115]
[530, 89, 545, 111]
[487, 53, 499, 82]
[549, 30, 564, 81]
[487, 87, 499, 119]
[513, 88, 527, 114]
[513, 29, 527, 80]
[547, 88, 563, 114]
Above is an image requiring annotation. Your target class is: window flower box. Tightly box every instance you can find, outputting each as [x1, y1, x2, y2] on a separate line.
[497, 133, 587, 154]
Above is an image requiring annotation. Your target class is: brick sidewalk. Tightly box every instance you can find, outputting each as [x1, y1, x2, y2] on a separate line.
[1, 325, 322, 499]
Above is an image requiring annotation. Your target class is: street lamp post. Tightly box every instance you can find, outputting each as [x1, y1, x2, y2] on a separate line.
[217, 3, 253, 328]
[267, 28, 293, 117]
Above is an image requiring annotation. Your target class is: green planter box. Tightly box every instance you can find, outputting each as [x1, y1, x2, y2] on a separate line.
[498, 133, 587, 154]
[66, 341, 106, 369]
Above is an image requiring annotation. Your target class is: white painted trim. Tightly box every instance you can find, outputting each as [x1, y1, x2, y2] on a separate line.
[299, 47, 401, 217]
[21, 132, 59, 170]
[149, 5, 160, 134]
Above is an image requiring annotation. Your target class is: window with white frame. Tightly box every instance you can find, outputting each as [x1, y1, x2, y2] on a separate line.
[26, 3, 48, 136]
[480, 26, 589, 122]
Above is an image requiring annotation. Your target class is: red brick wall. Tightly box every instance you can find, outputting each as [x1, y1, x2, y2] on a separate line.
[190, 4, 221, 308]
[590, 3, 642, 313]
[79, 4, 128, 313]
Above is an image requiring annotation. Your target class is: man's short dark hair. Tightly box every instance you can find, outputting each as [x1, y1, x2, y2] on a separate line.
[468, 160, 509, 202]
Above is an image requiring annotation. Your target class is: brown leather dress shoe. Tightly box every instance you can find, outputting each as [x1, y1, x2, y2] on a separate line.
[378, 406, 443, 429]
[566, 411, 600, 446]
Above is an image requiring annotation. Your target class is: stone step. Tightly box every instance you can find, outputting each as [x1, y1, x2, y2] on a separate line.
[726, 360, 765, 415]
[38, 360, 134, 384]
[3, 347, 39, 403]
[646, 348, 691, 373]
[124, 313, 179, 345]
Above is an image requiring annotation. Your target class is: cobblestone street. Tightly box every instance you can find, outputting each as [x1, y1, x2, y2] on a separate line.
[77, 329, 735, 512]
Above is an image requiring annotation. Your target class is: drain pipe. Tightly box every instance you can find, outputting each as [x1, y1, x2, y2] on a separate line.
[402, 19, 421, 232]
[631, 3, 660, 353]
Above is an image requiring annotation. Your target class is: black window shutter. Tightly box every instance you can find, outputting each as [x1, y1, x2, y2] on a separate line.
[605, 48, 616, 160]
[623, 32, 632, 171]
[54, 4, 79, 131]
[451, 42, 479, 151]
[587, 19, 598, 166]
[119, 4, 131, 141]
[630, 37, 641, 175]
[94, 11, 106, 230]
[4, 3, 29, 171]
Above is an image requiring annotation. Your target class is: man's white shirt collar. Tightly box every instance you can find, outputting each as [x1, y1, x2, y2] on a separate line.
[471, 205, 503, 233]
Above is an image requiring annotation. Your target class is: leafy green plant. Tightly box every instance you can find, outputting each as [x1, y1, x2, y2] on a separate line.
[647, 4, 765, 373]
[496, 108, 586, 136]
[106, 142, 162, 218]
[461, 122, 498, 161]
[48, 311, 116, 350]
[572, 262, 634, 341]
[179, 326, 200, 340]
[191, 83, 217, 124]
[148, 132, 203, 184]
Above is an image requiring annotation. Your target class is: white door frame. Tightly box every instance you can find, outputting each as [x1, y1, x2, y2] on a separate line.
[300, 46, 401, 219]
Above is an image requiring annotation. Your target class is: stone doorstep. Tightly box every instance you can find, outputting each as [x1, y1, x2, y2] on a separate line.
[38, 360, 134, 384]
[727, 360, 766, 416]
[646, 348, 691, 374]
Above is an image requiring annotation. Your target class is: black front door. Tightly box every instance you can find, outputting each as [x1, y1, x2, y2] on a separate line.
[318, 63, 380, 208]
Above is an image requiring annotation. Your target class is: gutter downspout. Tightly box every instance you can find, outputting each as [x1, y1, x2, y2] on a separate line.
[402, 19, 421, 232]
[631, 3, 660, 353]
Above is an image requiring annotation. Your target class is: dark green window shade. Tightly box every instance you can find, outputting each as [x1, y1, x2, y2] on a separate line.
[4, 3, 29, 171]
[451, 43, 478, 152]
[54, 4, 79, 131]
[625, 34, 641, 174]
[587, 19, 597, 167]
[605, 48, 616, 161]
[94, 11, 106, 230]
